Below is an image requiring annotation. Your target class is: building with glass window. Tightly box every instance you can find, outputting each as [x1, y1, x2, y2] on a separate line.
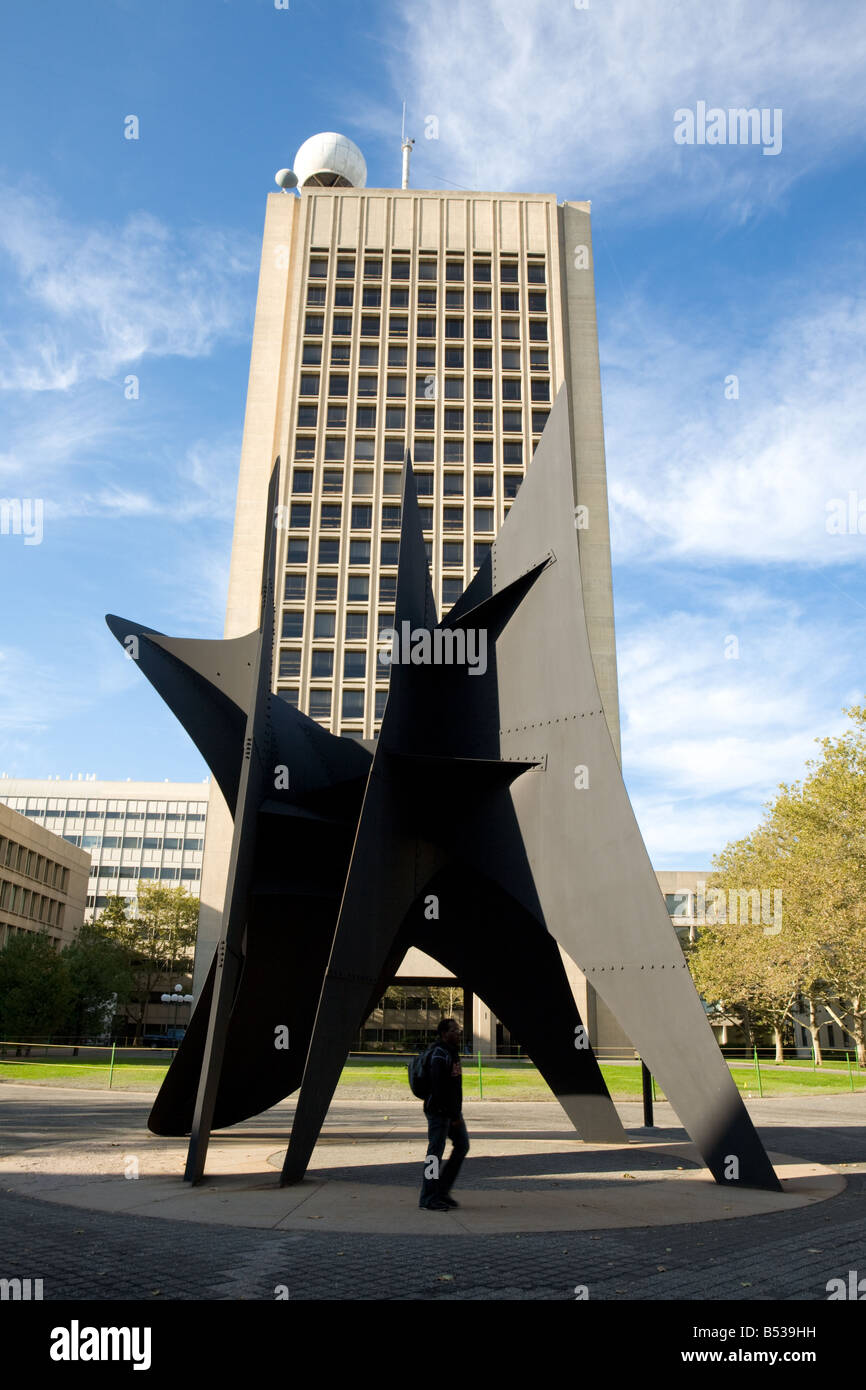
[0, 800, 90, 950]
[195, 134, 625, 1053]
[0, 780, 209, 920]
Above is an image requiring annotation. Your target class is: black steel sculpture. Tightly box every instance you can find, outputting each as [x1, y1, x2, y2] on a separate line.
[107, 385, 780, 1192]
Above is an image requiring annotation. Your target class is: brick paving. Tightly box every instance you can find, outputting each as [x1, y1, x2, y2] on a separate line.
[0, 1085, 863, 1302]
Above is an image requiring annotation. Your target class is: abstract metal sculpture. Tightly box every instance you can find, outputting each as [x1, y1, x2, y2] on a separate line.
[107, 385, 780, 1192]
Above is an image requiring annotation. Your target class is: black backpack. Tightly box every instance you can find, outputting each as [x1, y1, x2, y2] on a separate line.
[408, 1043, 437, 1099]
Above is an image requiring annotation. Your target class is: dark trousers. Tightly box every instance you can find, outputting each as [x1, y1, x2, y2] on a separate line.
[420, 1113, 469, 1204]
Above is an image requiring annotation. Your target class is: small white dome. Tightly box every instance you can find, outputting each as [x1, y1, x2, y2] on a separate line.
[293, 132, 367, 189]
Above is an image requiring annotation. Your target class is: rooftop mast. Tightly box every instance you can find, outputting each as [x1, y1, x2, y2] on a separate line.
[401, 102, 414, 189]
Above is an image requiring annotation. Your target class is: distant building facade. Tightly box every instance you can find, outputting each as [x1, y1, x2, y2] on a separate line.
[0, 780, 209, 920]
[0, 801, 89, 950]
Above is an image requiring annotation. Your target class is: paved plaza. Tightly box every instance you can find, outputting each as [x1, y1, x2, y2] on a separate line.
[0, 1083, 864, 1301]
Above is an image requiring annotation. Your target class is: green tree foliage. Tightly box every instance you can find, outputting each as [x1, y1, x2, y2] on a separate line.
[690, 705, 866, 1066]
[94, 884, 198, 1038]
[63, 924, 134, 1039]
[0, 931, 72, 1042]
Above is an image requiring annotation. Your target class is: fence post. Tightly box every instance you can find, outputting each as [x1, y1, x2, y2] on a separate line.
[753, 1045, 763, 1098]
[108, 1041, 117, 1090]
[477, 1049, 483, 1100]
[847, 1051, 855, 1092]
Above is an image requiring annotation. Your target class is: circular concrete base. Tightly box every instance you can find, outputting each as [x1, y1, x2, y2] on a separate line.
[0, 1128, 843, 1234]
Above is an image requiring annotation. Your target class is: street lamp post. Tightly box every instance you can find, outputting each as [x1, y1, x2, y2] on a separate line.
[159, 984, 193, 1041]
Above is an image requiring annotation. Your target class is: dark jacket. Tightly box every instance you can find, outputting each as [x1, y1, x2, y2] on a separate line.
[424, 1041, 463, 1120]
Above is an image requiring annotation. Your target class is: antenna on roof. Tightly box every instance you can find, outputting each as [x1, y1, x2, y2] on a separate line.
[401, 101, 415, 190]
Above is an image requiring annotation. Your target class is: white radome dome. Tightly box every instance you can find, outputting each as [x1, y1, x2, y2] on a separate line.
[293, 132, 367, 189]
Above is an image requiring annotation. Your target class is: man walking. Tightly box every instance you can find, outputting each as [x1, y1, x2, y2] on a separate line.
[419, 1017, 470, 1211]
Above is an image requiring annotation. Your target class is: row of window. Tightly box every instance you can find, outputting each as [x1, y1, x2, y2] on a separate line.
[278, 688, 381, 722]
[304, 314, 549, 341]
[70, 836, 204, 852]
[283, 520, 500, 571]
[89, 865, 201, 881]
[307, 287, 547, 312]
[308, 255, 546, 284]
[302, 343, 549, 370]
[291, 468, 520, 497]
[0, 877, 65, 926]
[14, 807, 205, 822]
[296, 438, 535, 467]
[300, 376, 550, 402]
[299, 408, 547, 434]
[294, 424, 548, 462]
[0, 834, 70, 891]
[287, 522, 494, 550]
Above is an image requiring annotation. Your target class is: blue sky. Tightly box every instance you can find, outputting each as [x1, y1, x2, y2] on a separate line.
[1, 0, 865, 866]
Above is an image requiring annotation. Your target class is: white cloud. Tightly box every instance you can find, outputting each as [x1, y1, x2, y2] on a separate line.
[390, 0, 866, 216]
[617, 589, 859, 860]
[0, 186, 257, 392]
[41, 434, 241, 527]
[601, 275, 866, 565]
[0, 639, 116, 738]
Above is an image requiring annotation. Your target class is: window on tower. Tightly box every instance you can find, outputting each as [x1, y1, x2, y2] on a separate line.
[309, 689, 332, 719]
[278, 650, 301, 678]
[342, 689, 365, 720]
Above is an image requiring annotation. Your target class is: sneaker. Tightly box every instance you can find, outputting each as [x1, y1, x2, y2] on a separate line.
[439, 1194, 460, 1208]
[419, 1198, 452, 1211]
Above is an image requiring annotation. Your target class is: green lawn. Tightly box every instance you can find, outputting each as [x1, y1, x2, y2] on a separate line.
[337, 1059, 865, 1100]
[0, 1060, 170, 1090]
[1, 1054, 862, 1097]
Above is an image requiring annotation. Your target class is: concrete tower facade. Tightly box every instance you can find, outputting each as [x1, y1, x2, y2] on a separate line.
[196, 143, 627, 1052]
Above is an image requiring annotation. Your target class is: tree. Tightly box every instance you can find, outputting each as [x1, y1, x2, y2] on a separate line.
[95, 884, 199, 1039]
[63, 924, 134, 1041]
[694, 820, 801, 1060]
[428, 985, 464, 1020]
[690, 704, 866, 1067]
[0, 931, 72, 1044]
[770, 706, 866, 1065]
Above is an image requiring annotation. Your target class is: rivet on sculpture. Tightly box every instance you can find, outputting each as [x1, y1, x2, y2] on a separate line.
[106, 385, 781, 1193]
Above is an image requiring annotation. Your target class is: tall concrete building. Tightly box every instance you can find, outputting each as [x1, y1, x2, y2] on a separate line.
[197, 132, 625, 1050]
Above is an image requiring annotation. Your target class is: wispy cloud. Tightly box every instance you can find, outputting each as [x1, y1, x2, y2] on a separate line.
[0, 184, 257, 392]
[602, 272, 866, 565]
[390, 0, 866, 215]
[42, 434, 241, 526]
[618, 585, 861, 861]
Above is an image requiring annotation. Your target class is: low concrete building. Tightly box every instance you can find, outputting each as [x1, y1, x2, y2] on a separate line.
[0, 802, 90, 950]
